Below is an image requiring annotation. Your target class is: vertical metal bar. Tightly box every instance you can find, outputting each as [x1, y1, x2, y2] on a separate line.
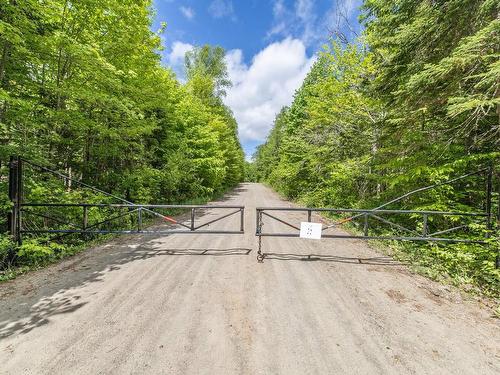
[240, 208, 244, 232]
[307, 210, 312, 222]
[8, 156, 16, 241]
[8, 156, 22, 245]
[486, 165, 493, 238]
[496, 168, 500, 269]
[191, 208, 195, 231]
[17, 156, 22, 245]
[422, 214, 428, 237]
[497, 169, 500, 224]
[82, 205, 89, 240]
[363, 213, 369, 237]
[138, 207, 142, 232]
[256, 209, 261, 235]
[83, 206, 88, 230]
[490, 164, 500, 269]
[257, 210, 264, 262]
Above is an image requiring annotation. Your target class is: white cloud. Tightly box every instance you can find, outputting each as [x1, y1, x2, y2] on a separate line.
[224, 38, 316, 142]
[266, 0, 319, 45]
[266, 21, 286, 39]
[167, 41, 194, 79]
[179, 6, 195, 20]
[208, 0, 236, 20]
[272, 0, 286, 17]
[165, 38, 316, 143]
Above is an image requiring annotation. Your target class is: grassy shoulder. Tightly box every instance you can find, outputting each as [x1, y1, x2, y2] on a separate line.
[0, 234, 115, 282]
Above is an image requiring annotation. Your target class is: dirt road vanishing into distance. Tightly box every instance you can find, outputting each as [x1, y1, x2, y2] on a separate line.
[0, 183, 498, 374]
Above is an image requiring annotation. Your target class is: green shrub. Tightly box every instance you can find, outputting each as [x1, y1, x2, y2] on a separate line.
[0, 235, 14, 269]
[17, 239, 65, 266]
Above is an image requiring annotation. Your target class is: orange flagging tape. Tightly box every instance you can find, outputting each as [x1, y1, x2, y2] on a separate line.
[335, 217, 354, 225]
[162, 215, 177, 224]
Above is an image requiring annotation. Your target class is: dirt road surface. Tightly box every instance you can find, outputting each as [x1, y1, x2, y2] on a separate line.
[0, 183, 498, 374]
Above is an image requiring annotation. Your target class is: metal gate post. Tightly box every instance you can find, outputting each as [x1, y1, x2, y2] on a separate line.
[493, 165, 500, 269]
[83, 206, 88, 230]
[422, 214, 428, 237]
[8, 155, 23, 246]
[190, 208, 195, 231]
[497, 168, 500, 269]
[82, 205, 89, 240]
[138, 207, 143, 232]
[240, 208, 244, 232]
[486, 165, 492, 237]
[256, 210, 264, 262]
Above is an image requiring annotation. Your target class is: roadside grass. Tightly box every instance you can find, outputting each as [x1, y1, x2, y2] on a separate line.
[0, 234, 114, 282]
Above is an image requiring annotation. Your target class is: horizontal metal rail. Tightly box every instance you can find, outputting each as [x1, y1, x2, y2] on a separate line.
[256, 233, 486, 243]
[21, 230, 244, 235]
[256, 207, 487, 217]
[22, 203, 244, 209]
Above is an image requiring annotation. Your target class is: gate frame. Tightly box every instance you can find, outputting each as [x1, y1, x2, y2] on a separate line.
[8, 156, 23, 248]
[8, 156, 245, 244]
[21, 203, 245, 236]
[255, 165, 498, 264]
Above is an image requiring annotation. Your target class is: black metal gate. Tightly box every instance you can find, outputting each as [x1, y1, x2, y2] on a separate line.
[255, 167, 498, 263]
[8, 156, 244, 244]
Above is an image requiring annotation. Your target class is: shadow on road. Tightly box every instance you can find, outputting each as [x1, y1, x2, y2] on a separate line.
[261, 252, 403, 265]
[136, 247, 252, 257]
[0, 244, 251, 339]
[0, 185, 252, 340]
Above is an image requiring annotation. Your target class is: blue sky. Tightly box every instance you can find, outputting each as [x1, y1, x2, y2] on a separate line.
[152, 0, 363, 159]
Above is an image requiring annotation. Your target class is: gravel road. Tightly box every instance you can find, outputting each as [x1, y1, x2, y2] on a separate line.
[0, 183, 498, 374]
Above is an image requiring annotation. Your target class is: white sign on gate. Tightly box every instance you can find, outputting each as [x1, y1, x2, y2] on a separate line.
[299, 222, 322, 240]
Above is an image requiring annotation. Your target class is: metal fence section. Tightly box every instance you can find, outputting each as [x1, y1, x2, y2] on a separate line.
[255, 166, 497, 263]
[8, 156, 244, 244]
[21, 203, 244, 237]
[255, 207, 490, 262]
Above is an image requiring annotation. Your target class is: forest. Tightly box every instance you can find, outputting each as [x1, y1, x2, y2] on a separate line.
[0, 0, 244, 274]
[253, 0, 499, 294]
